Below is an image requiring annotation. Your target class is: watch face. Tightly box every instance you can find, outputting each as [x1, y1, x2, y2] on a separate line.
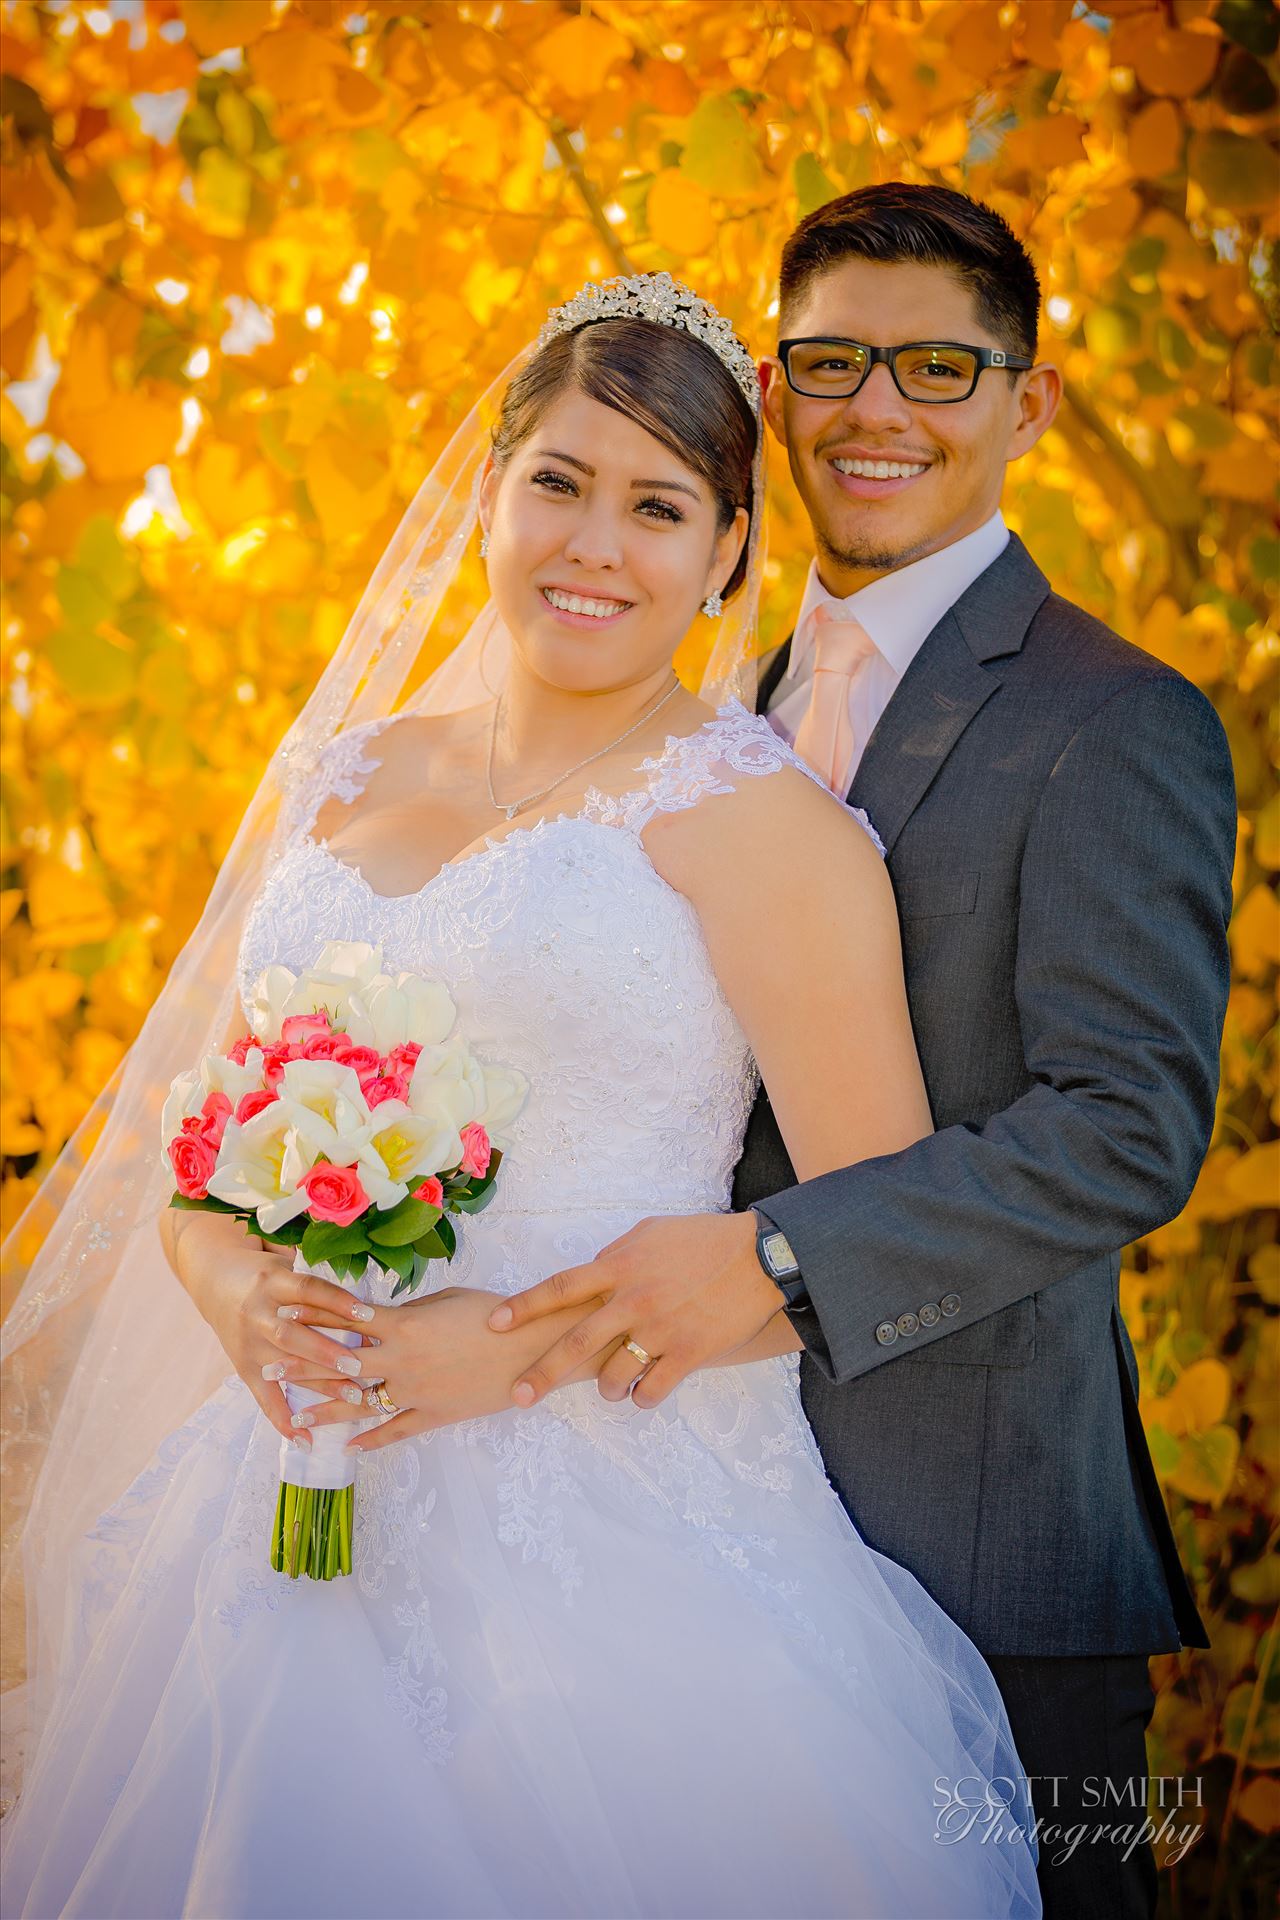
[760, 1228, 799, 1279]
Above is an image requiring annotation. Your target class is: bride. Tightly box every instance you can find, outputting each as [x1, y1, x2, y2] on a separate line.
[0, 275, 1039, 1919]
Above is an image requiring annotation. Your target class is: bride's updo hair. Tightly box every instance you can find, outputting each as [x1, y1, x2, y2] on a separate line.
[490, 316, 757, 599]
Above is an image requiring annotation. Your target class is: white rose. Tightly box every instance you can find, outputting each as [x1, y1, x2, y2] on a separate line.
[278, 1059, 374, 1143]
[343, 974, 456, 1052]
[160, 1069, 203, 1149]
[200, 1048, 266, 1109]
[408, 1033, 487, 1130]
[206, 1107, 314, 1232]
[479, 1064, 529, 1138]
[357, 1099, 464, 1203]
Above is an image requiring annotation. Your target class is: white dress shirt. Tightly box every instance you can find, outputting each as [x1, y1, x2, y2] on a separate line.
[767, 511, 1010, 790]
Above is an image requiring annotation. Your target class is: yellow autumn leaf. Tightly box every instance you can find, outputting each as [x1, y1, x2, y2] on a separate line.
[1230, 883, 1280, 980]
[25, 861, 115, 952]
[303, 431, 393, 543]
[2, 968, 84, 1030]
[1158, 1358, 1233, 1437]
[1164, 1423, 1241, 1507]
[68, 393, 180, 483]
[1226, 1142, 1280, 1213]
[1237, 1775, 1280, 1835]
[647, 171, 715, 256]
[190, 444, 278, 538]
[533, 16, 631, 99]
[1203, 439, 1278, 504]
[1249, 1246, 1280, 1307]
[1133, 27, 1221, 101]
[680, 94, 763, 199]
[917, 116, 969, 170]
[181, 1, 275, 58]
[250, 24, 344, 104]
[1128, 99, 1183, 179]
[71, 1026, 126, 1096]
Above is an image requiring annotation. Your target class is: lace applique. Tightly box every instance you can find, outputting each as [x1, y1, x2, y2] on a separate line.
[276, 712, 397, 851]
[583, 699, 886, 855]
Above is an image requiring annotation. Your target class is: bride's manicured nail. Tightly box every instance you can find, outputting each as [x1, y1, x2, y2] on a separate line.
[277, 1305, 302, 1321]
[350, 1304, 374, 1321]
[340, 1385, 363, 1405]
[489, 1306, 513, 1329]
[261, 1362, 285, 1381]
[335, 1355, 361, 1376]
[291, 1411, 314, 1429]
[513, 1382, 535, 1406]
[289, 1435, 311, 1450]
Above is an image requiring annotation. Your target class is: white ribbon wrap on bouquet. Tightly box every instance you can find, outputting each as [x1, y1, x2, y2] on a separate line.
[277, 1249, 379, 1491]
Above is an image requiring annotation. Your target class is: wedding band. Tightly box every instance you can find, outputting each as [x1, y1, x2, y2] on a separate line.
[374, 1384, 402, 1416]
[622, 1338, 652, 1366]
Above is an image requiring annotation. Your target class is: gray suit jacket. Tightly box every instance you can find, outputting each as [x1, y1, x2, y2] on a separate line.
[734, 532, 1234, 1657]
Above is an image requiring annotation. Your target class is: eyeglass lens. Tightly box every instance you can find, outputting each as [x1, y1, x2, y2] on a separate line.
[788, 341, 979, 401]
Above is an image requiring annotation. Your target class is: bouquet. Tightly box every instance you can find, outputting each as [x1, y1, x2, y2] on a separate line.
[161, 941, 526, 1581]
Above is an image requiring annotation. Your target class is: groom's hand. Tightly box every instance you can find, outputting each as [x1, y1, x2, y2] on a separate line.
[487, 1213, 782, 1409]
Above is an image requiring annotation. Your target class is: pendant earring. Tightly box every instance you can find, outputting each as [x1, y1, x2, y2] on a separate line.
[701, 588, 724, 619]
[479, 531, 490, 559]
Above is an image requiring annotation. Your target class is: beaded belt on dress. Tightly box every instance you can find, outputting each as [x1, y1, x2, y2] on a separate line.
[492, 1200, 722, 1216]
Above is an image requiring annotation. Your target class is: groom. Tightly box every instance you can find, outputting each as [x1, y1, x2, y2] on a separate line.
[493, 185, 1236, 1917]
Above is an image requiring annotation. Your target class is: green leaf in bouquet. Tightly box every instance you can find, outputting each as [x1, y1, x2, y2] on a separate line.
[301, 1219, 372, 1266]
[374, 1239, 416, 1281]
[413, 1226, 451, 1260]
[449, 1179, 498, 1216]
[256, 1219, 306, 1249]
[368, 1197, 441, 1247]
[169, 1194, 241, 1214]
[435, 1214, 457, 1258]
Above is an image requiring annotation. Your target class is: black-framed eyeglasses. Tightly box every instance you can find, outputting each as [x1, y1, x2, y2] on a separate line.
[777, 337, 1033, 404]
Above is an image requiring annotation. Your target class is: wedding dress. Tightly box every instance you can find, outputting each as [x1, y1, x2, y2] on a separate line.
[0, 700, 1039, 1920]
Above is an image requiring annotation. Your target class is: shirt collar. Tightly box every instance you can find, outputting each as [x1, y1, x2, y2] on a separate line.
[785, 510, 1011, 684]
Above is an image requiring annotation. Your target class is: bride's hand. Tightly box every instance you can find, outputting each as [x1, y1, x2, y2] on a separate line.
[302, 1284, 626, 1452]
[172, 1212, 380, 1446]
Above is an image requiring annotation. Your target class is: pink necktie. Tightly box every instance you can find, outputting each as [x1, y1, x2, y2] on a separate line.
[792, 604, 878, 794]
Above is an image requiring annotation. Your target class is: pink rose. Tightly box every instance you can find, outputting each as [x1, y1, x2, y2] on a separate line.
[297, 1162, 369, 1227]
[365, 1073, 410, 1109]
[260, 1043, 293, 1088]
[387, 1042, 422, 1078]
[333, 1043, 381, 1080]
[281, 1012, 332, 1047]
[458, 1122, 491, 1180]
[227, 1035, 257, 1065]
[301, 1031, 348, 1061]
[411, 1175, 444, 1210]
[235, 1088, 278, 1125]
[168, 1131, 217, 1200]
[196, 1090, 233, 1149]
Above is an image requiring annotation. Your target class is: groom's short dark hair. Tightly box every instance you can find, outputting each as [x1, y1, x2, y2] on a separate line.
[779, 184, 1040, 362]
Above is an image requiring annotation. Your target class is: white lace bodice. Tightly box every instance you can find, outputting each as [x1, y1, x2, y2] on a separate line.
[237, 700, 883, 1216]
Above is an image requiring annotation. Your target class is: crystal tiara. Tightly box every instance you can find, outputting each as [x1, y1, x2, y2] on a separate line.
[537, 271, 762, 417]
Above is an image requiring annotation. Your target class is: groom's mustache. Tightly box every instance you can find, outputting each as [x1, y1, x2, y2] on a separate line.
[814, 433, 938, 464]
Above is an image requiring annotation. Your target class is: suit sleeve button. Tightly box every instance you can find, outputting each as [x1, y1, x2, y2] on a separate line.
[875, 1321, 899, 1346]
[940, 1293, 961, 1317]
[896, 1312, 919, 1336]
[919, 1302, 941, 1327]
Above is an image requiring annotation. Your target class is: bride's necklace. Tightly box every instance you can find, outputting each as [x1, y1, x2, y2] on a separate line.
[485, 674, 683, 823]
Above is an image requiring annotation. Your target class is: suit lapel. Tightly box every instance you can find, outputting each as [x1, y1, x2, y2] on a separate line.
[847, 534, 1052, 854]
[755, 638, 792, 713]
